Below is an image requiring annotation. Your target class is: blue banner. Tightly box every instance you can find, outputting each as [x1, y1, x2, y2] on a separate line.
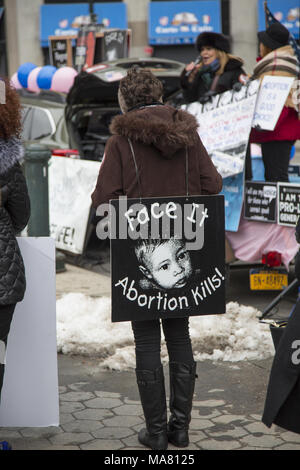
[221, 172, 244, 232]
[40, 3, 127, 47]
[148, 0, 221, 45]
[257, 0, 299, 38]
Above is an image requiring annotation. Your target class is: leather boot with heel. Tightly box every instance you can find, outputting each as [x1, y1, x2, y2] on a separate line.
[167, 361, 197, 448]
[136, 365, 168, 450]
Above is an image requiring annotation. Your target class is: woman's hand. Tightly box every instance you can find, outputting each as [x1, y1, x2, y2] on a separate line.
[185, 62, 201, 72]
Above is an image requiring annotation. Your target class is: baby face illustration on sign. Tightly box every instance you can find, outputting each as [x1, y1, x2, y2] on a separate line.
[135, 238, 193, 290]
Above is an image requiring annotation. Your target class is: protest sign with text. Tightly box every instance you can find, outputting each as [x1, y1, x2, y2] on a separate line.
[182, 80, 259, 232]
[110, 195, 225, 323]
[49, 156, 100, 254]
[252, 75, 295, 131]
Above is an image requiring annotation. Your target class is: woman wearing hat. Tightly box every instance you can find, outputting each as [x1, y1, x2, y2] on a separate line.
[249, 23, 300, 182]
[180, 32, 247, 104]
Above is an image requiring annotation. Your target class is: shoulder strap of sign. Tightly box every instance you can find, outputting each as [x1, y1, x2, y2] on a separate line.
[128, 138, 189, 199]
[185, 146, 189, 198]
[128, 138, 142, 202]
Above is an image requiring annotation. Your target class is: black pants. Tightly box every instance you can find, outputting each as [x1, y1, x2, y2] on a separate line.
[131, 317, 194, 370]
[261, 141, 294, 182]
[0, 304, 16, 401]
[245, 140, 294, 183]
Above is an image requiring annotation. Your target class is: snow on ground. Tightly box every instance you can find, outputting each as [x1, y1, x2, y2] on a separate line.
[56, 293, 275, 371]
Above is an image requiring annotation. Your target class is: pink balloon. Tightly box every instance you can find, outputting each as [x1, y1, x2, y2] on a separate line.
[27, 66, 42, 92]
[10, 72, 22, 89]
[51, 67, 78, 93]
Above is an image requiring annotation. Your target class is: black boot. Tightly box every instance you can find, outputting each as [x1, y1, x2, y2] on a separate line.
[136, 365, 168, 450]
[167, 361, 197, 447]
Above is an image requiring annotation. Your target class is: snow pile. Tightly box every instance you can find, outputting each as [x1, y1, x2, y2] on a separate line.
[56, 293, 275, 370]
[190, 302, 274, 362]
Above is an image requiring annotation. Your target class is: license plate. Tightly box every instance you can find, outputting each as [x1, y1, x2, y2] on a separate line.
[249, 268, 288, 290]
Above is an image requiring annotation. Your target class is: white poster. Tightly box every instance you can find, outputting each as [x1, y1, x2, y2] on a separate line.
[182, 81, 260, 232]
[0, 237, 58, 427]
[183, 80, 259, 179]
[49, 157, 100, 254]
[252, 75, 294, 131]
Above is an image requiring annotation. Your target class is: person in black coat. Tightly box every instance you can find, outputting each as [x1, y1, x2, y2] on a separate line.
[261, 218, 300, 434]
[0, 79, 30, 450]
[180, 32, 248, 104]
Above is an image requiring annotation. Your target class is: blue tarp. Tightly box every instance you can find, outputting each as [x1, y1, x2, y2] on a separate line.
[257, 0, 299, 38]
[148, 0, 221, 45]
[40, 2, 128, 47]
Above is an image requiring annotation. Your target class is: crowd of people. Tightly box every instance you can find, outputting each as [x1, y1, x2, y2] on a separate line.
[180, 23, 300, 183]
[0, 20, 300, 451]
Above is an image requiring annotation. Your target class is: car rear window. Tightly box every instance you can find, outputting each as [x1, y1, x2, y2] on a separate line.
[31, 108, 54, 140]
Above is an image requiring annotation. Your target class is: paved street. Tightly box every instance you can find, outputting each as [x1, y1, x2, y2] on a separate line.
[1, 262, 300, 451]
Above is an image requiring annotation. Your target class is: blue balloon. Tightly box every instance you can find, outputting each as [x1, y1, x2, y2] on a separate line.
[17, 62, 36, 88]
[37, 66, 57, 90]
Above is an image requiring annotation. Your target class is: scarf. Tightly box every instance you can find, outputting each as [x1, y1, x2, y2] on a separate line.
[253, 45, 300, 118]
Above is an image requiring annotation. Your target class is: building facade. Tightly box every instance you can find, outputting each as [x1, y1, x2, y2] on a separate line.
[2, 0, 299, 77]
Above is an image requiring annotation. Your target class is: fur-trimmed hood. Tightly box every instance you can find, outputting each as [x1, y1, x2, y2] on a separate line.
[0, 137, 24, 175]
[109, 104, 199, 158]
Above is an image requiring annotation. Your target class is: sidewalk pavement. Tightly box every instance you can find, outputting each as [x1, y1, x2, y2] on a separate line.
[1, 263, 300, 451]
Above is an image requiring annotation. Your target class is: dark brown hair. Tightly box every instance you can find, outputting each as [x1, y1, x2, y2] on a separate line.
[0, 78, 22, 140]
[118, 66, 163, 111]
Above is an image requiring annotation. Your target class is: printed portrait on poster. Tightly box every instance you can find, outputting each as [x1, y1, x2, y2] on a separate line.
[110, 195, 226, 322]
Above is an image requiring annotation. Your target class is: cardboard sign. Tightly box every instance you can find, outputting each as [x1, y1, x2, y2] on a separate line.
[183, 80, 259, 232]
[102, 29, 128, 61]
[277, 183, 300, 227]
[252, 75, 294, 131]
[110, 195, 226, 322]
[244, 181, 277, 223]
[49, 38, 69, 68]
[48, 156, 100, 254]
[0, 238, 58, 427]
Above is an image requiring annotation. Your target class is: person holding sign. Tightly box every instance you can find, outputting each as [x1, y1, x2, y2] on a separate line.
[91, 67, 222, 450]
[0, 79, 30, 451]
[250, 22, 300, 182]
[180, 32, 248, 104]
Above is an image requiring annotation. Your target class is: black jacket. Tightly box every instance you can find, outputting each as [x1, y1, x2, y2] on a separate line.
[262, 299, 300, 434]
[0, 138, 30, 306]
[180, 57, 246, 103]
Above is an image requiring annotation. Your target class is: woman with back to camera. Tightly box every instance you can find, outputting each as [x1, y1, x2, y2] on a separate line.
[180, 31, 248, 104]
[0, 78, 30, 451]
[91, 67, 222, 450]
[249, 22, 300, 182]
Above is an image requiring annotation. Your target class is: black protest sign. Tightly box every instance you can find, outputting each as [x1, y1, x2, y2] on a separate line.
[49, 39, 68, 68]
[244, 181, 277, 223]
[102, 30, 128, 61]
[110, 195, 226, 322]
[278, 183, 300, 226]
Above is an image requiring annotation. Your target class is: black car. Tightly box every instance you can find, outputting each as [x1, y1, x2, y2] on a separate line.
[19, 57, 185, 161]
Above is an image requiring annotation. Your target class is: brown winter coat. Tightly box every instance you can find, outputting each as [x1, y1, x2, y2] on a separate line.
[91, 104, 222, 208]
